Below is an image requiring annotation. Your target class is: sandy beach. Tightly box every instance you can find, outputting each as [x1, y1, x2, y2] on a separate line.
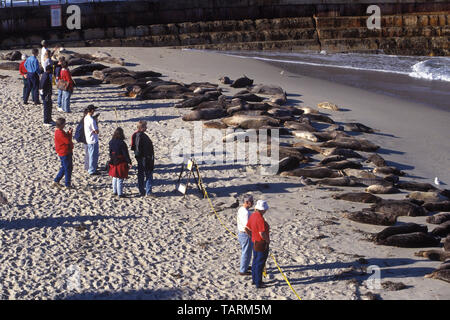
[0, 47, 449, 300]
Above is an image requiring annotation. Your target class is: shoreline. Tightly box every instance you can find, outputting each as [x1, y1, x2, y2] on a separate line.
[0, 47, 449, 300]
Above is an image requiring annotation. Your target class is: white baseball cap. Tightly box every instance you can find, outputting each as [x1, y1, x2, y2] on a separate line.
[255, 200, 269, 211]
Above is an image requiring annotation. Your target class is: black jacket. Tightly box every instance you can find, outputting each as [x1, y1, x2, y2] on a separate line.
[39, 72, 52, 96]
[109, 139, 131, 165]
[134, 131, 154, 171]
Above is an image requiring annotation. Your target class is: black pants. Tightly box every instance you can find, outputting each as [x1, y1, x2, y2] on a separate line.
[42, 93, 52, 123]
[24, 72, 39, 104]
[22, 77, 30, 103]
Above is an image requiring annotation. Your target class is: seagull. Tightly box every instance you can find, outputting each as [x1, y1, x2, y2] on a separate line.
[280, 70, 284, 76]
[434, 177, 441, 185]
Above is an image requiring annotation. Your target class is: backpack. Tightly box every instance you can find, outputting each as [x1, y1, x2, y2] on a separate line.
[74, 118, 86, 144]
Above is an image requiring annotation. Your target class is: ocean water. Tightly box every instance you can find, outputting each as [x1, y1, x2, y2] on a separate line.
[205, 50, 450, 111]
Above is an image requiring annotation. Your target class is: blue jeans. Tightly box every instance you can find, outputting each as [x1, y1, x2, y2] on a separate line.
[112, 177, 124, 196]
[54, 154, 73, 187]
[61, 90, 71, 113]
[41, 93, 52, 123]
[25, 72, 39, 104]
[252, 247, 269, 287]
[57, 88, 63, 108]
[137, 158, 153, 195]
[87, 142, 99, 174]
[22, 77, 30, 103]
[238, 232, 253, 273]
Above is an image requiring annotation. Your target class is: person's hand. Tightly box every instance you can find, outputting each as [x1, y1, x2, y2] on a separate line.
[68, 128, 73, 135]
[24, 74, 27, 79]
[39, 89, 43, 95]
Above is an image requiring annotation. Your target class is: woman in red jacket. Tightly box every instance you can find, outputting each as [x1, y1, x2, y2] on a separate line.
[59, 61, 75, 113]
[53, 117, 74, 189]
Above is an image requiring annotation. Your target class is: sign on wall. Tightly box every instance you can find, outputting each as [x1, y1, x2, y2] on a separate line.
[50, 5, 62, 27]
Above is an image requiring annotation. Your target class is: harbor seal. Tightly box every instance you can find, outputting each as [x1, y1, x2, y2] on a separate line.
[291, 142, 322, 154]
[375, 223, 428, 243]
[317, 102, 339, 111]
[230, 75, 253, 88]
[304, 114, 335, 124]
[324, 160, 363, 170]
[406, 191, 445, 203]
[395, 181, 437, 192]
[250, 84, 284, 95]
[365, 184, 400, 194]
[426, 213, 450, 225]
[274, 146, 311, 162]
[222, 115, 280, 129]
[332, 192, 381, 203]
[344, 122, 375, 133]
[377, 232, 440, 248]
[350, 177, 394, 187]
[320, 155, 346, 165]
[70, 63, 107, 76]
[343, 169, 378, 179]
[323, 148, 363, 159]
[373, 166, 405, 176]
[424, 269, 450, 283]
[284, 121, 316, 132]
[366, 154, 387, 167]
[430, 221, 450, 237]
[280, 167, 342, 179]
[321, 137, 379, 152]
[445, 236, 450, 251]
[277, 157, 301, 174]
[423, 201, 450, 212]
[219, 76, 232, 84]
[203, 120, 228, 129]
[0, 62, 19, 70]
[182, 108, 227, 121]
[415, 249, 450, 261]
[299, 107, 319, 114]
[370, 200, 428, 217]
[344, 209, 397, 226]
[316, 176, 362, 187]
[293, 131, 320, 142]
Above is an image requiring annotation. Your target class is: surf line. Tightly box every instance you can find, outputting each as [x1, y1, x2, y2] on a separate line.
[193, 159, 302, 301]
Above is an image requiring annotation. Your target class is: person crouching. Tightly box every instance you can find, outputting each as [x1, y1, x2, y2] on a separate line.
[108, 127, 132, 198]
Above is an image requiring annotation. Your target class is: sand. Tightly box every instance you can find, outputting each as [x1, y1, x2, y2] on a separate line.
[0, 47, 449, 300]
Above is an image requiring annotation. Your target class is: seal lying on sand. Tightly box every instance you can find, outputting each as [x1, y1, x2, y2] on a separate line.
[430, 221, 450, 237]
[366, 154, 387, 167]
[415, 249, 450, 261]
[278, 157, 301, 174]
[321, 137, 379, 152]
[320, 155, 345, 165]
[284, 121, 316, 132]
[203, 120, 228, 129]
[351, 177, 393, 187]
[423, 201, 450, 212]
[317, 102, 339, 111]
[377, 232, 440, 248]
[182, 108, 227, 121]
[406, 191, 445, 203]
[371, 200, 428, 217]
[445, 236, 450, 251]
[426, 213, 450, 225]
[395, 181, 437, 192]
[344, 122, 375, 133]
[230, 75, 253, 88]
[323, 147, 363, 159]
[0, 62, 19, 70]
[344, 210, 397, 226]
[332, 192, 381, 203]
[374, 166, 405, 176]
[424, 269, 450, 283]
[365, 184, 400, 194]
[316, 176, 362, 187]
[280, 167, 342, 179]
[324, 160, 362, 170]
[375, 223, 428, 243]
[343, 169, 378, 179]
[303, 114, 335, 124]
[71, 63, 107, 76]
[222, 115, 280, 129]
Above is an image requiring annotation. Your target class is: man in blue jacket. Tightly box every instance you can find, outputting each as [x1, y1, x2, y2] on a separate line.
[39, 65, 54, 127]
[24, 48, 41, 105]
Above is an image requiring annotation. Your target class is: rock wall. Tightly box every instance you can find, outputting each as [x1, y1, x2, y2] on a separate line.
[0, 0, 449, 56]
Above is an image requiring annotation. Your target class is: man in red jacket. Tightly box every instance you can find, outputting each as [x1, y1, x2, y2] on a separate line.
[53, 118, 74, 189]
[19, 54, 30, 104]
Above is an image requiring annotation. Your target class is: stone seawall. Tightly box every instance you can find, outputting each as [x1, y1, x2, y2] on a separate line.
[0, 0, 449, 56]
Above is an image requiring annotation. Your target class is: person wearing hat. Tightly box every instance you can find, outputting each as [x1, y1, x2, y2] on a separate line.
[19, 53, 29, 104]
[237, 194, 254, 276]
[245, 200, 270, 289]
[84, 105, 100, 175]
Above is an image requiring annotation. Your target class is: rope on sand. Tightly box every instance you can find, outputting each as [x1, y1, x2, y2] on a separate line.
[194, 159, 302, 301]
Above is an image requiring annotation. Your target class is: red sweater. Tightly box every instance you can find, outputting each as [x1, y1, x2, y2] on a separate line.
[19, 60, 27, 77]
[60, 68, 74, 91]
[54, 128, 74, 156]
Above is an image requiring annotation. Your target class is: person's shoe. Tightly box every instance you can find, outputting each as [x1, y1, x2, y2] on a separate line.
[23, 101, 28, 105]
[118, 194, 128, 199]
[146, 193, 157, 198]
[256, 283, 268, 289]
[34, 102, 41, 105]
[248, 266, 252, 271]
[57, 107, 63, 112]
[239, 271, 251, 276]
[43, 123, 52, 127]
[65, 185, 74, 190]
[52, 182, 62, 189]
[89, 171, 100, 176]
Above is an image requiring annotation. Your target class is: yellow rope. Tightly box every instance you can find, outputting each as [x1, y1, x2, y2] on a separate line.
[194, 159, 301, 300]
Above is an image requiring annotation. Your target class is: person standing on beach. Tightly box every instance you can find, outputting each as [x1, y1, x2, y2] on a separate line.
[237, 194, 254, 276]
[19, 54, 29, 104]
[53, 118, 73, 189]
[39, 65, 54, 127]
[108, 127, 132, 198]
[84, 105, 100, 176]
[59, 61, 74, 113]
[132, 121, 155, 197]
[246, 200, 270, 289]
[54, 56, 65, 112]
[24, 48, 41, 105]
[40, 40, 50, 68]
[41, 50, 52, 74]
